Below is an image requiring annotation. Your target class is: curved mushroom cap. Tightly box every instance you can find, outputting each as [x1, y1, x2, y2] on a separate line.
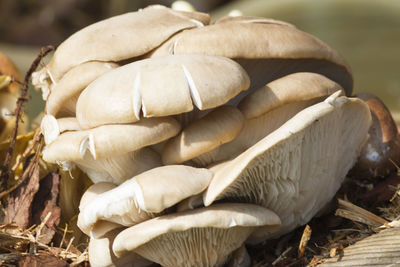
[214, 15, 295, 27]
[89, 228, 153, 267]
[239, 72, 344, 119]
[42, 116, 180, 162]
[150, 18, 353, 95]
[112, 203, 280, 267]
[162, 105, 244, 165]
[32, 5, 209, 96]
[350, 92, 400, 179]
[76, 54, 250, 129]
[45, 61, 118, 115]
[41, 115, 81, 145]
[193, 72, 343, 166]
[78, 165, 212, 235]
[0, 52, 21, 94]
[203, 93, 371, 242]
[75, 147, 161, 185]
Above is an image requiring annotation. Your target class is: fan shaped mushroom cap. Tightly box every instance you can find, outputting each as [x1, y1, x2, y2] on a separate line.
[42, 116, 180, 162]
[78, 165, 212, 236]
[203, 92, 371, 242]
[32, 5, 209, 98]
[193, 72, 343, 166]
[41, 115, 81, 145]
[150, 18, 353, 95]
[76, 54, 250, 129]
[75, 148, 161, 185]
[162, 105, 244, 165]
[45, 61, 118, 115]
[89, 228, 153, 267]
[112, 203, 281, 267]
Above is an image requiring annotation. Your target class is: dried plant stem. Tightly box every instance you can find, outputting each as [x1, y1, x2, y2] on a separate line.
[0, 45, 54, 191]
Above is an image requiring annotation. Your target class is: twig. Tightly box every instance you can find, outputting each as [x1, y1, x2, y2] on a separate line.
[298, 225, 312, 258]
[0, 45, 54, 190]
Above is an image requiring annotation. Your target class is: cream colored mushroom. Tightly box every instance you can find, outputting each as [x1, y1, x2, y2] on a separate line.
[193, 72, 344, 166]
[112, 203, 281, 267]
[150, 17, 353, 97]
[45, 61, 118, 116]
[75, 54, 250, 129]
[88, 227, 153, 267]
[203, 92, 371, 243]
[162, 105, 245, 165]
[42, 117, 179, 184]
[32, 5, 210, 99]
[78, 165, 212, 236]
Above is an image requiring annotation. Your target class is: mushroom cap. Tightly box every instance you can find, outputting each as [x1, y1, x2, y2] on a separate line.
[350, 92, 400, 179]
[42, 116, 180, 162]
[75, 147, 162, 185]
[78, 165, 212, 235]
[150, 18, 353, 95]
[239, 72, 344, 119]
[193, 72, 343, 166]
[0, 52, 21, 94]
[76, 54, 250, 129]
[203, 93, 371, 241]
[88, 227, 152, 267]
[32, 5, 208, 92]
[112, 203, 281, 266]
[41, 115, 82, 145]
[45, 61, 118, 115]
[162, 105, 245, 165]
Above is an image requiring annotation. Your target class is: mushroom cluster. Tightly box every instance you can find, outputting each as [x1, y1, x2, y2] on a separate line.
[33, 5, 372, 267]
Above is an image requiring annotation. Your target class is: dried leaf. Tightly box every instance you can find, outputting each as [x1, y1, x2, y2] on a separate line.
[4, 156, 40, 229]
[31, 171, 61, 245]
[18, 252, 68, 267]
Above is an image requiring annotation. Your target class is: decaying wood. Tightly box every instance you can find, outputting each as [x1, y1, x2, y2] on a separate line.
[298, 225, 312, 258]
[335, 199, 388, 227]
[318, 227, 400, 266]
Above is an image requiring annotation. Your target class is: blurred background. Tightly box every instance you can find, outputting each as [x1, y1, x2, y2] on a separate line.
[0, 0, 399, 123]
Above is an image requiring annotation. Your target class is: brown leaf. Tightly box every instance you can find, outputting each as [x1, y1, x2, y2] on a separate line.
[4, 155, 40, 229]
[31, 170, 61, 244]
[18, 252, 68, 267]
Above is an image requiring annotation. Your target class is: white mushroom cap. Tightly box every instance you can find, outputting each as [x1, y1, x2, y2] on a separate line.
[45, 61, 118, 115]
[32, 5, 209, 97]
[193, 72, 344, 166]
[78, 165, 212, 236]
[88, 227, 153, 267]
[112, 203, 281, 267]
[162, 105, 244, 165]
[203, 92, 371, 242]
[76, 54, 250, 129]
[150, 18, 353, 95]
[75, 147, 161, 185]
[41, 115, 81, 145]
[42, 116, 180, 162]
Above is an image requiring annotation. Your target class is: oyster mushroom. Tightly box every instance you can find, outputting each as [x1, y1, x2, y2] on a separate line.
[162, 105, 245, 165]
[203, 92, 371, 242]
[88, 227, 153, 267]
[32, 5, 210, 99]
[42, 117, 180, 184]
[78, 165, 212, 236]
[45, 61, 119, 116]
[75, 54, 250, 129]
[193, 72, 344, 166]
[112, 203, 281, 267]
[150, 16, 353, 96]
